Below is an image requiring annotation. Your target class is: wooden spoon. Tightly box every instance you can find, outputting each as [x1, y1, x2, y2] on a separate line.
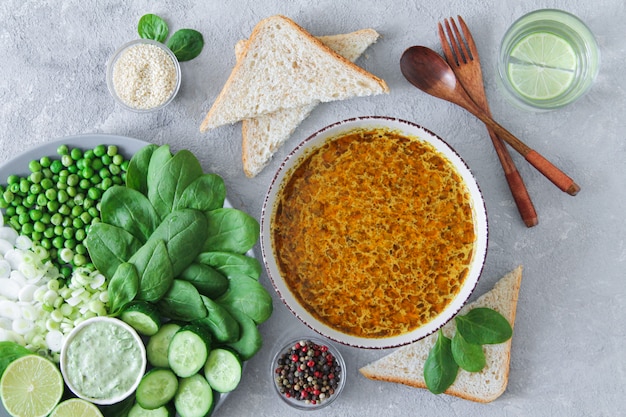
[400, 45, 580, 196]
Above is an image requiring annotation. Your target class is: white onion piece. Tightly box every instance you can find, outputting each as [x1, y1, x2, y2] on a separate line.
[0, 278, 20, 299]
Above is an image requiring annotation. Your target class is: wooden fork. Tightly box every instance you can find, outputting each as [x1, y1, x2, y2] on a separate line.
[438, 16, 538, 227]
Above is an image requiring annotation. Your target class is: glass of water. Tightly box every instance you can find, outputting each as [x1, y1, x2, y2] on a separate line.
[497, 9, 600, 111]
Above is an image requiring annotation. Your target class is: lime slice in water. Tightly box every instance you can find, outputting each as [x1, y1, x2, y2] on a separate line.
[0, 355, 64, 417]
[507, 31, 577, 100]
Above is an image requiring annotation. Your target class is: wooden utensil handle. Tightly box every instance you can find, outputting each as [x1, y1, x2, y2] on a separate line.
[473, 111, 580, 196]
[504, 169, 539, 227]
[524, 150, 581, 195]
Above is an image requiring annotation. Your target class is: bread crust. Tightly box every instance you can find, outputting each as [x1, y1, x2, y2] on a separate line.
[199, 15, 388, 132]
[359, 266, 523, 403]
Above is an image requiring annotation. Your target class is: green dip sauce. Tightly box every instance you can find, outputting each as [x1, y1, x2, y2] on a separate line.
[64, 319, 144, 400]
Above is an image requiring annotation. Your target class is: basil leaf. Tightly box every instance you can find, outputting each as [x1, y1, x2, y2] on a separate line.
[455, 307, 513, 345]
[167, 29, 204, 62]
[424, 330, 458, 394]
[138, 14, 169, 43]
[451, 331, 486, 372]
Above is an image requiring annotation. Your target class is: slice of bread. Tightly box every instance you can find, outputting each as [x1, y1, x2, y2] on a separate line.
[237, 29, 381, 178]
[359, 266, 523, 403]
[199, 15, 388, 132]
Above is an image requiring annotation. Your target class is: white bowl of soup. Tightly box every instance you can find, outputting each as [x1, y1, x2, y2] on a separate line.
[260, 116, 488, 349]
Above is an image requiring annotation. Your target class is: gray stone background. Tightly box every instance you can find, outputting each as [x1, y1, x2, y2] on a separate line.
[0, 0, 624, 416]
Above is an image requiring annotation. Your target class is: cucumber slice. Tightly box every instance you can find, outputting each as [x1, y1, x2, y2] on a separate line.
[136, 368, 178, 410]
[203, 348, 242, 393]
[174, 374, 214, 417]
[147, 323, 181, 368]
[128, 402, 175, 417]
[168, 324, 212, 378]
[121, 301, 162, 336]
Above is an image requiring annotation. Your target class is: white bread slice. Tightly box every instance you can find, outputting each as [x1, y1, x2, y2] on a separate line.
[237, 29, 381, 178]
[359, 266, 523, 403]
[199, 15, 389, 132]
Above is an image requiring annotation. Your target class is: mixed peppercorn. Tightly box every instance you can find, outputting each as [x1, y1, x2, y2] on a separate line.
[274, 339, 342, 406]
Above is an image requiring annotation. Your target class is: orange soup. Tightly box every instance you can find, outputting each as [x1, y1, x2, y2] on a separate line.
[271, 128, 475, 338]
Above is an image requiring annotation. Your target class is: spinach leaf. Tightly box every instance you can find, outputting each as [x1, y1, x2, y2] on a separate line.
[85, 223, 142, 280]
[167, 29, 204, 62]
[148, 148, 203, 220]
[216, 275, 273, 324]
[424, 330, 458, 394]
[157, 279, 207, 321]
[108, 262, 140, 315]
[138, 14, 169, 43]
[222, 304, 263, 361]
[148, 209, 208, 276]
[451, 331, 486, 372]
[194, 295, 240, 344]
[179, 263, 229, 299]
[0, 342, 32, 377]
[176, 174, 226, 212]
[126, 144, 158, 194]
[130, 239, 174, 302]
[100, 185, 159, 243]
[455, 308, 513, 345]
[99, 393, 135, 417]
[203, 208, 260, 254]
[196, 251, 262, 280]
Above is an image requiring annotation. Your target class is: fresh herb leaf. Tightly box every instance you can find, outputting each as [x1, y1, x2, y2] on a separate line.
[216, 275, 273, 324]
[108, 262, 140, 315]
[85, 222, 142, 280]
[0, 342, 32, 377]
[130, 239, 174, 302]
[100, 185, 160, 243]
[455, 307, 513, 345]
[203, 208, 260, 254]
[196, 251, 262, 280]
[157, 280, 207, 321]
[126, 144, 158, 194]
[167, 29, 204, 62]
[138, 14, 169, 43]
[424, 330, 458, 394]
[195, 295, 240, 344]
[451, 331, 486, 372]
[179, 263, 229, 299]
[176, 174, 226, 212]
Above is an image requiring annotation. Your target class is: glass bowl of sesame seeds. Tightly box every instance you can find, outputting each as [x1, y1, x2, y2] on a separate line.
[106, 38, 181, 112]
[271, 337, 346, 410]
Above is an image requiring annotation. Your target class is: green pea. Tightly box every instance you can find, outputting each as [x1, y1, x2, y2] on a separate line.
[41, 238, 52, 249]
[57, 145, 69, 156]
[52, 237, 64, 249]
[61, 154, 73, 167]
[84, 149, 95, 160]
[107, 145, 118, 156]
[75, 244, 87, 255]
[4, 206, 15, 216]
[67, 165, 78, 174]
[73, 254, 87, 267]
[29, 160, 42, 173]
[34, 221, 45, 233]
[71, 205, 82, 217]
[23, 195, 36, 208]
[29, 184, 42, 194]
[101, 154, 111, 165]
[0, 199, 9, 209]
[112, 154, 124, 165]
[44, 228, 55, 239]
[40, 178, 54, 190]
[66, 187, 77, 197]
[19, 179, 30, 193]
[39, 156, 52, 168]
[93, 144, 106, 157]
[62, 227, 74, 240]
[67, 174, 79, 187]
[50, 160, 63, 174]
[79, 179, 90, 190]
[91, 159, 103, 171]
[70, 148, 82, 160]
[6, 175, 19, 185]
[50, 213, 63, 226]
[75, 228, 87, 242]
[31, 231, 42, 242]
[15, 206, 26, 215]
[87, 188, 101, 200]
[18, 213, 30, 225]
[72, 218, 84, 229]
[64, 239, 77, 250]
[36, 194, 48, 207]
[57, 189, 69, 203]
[29, 171, 43, 184]
[21, 223, 34, 234]
[29, 209, 43, 221]
[82, 167, 94, 179]
[45, 188, 57, 201]
[53, 225, 63, 236]
[3, 190, 15, 204]
[41, 213, 51, 224]
[100, 177, 113, 190]
[47, 200, 60, 212]
[58, 204, 71, 216]
[89, 174, 102, 185]
[8, 183, 19, 193]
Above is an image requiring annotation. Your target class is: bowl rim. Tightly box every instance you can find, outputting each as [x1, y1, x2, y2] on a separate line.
[106, 38, 181, 113]
[60, 316, 147, 405]
[260, 116, 489, 349]
[270, 336, 346, 410]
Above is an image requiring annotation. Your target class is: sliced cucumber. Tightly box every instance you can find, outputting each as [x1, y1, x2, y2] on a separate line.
[174, 374, 214, 417]
[121, 301, 162, 336]
[136, 368, 178, 410]
[128, 402, 175, 417]
[168, 324, 212, 378]
[204, 348, 242, 393]
[147, 323, 181, 368]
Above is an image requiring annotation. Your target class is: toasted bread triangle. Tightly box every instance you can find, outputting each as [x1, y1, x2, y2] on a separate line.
[359, 266, 523, 403]
[199, 15, 388, 132]
[238, 29, 381, 177]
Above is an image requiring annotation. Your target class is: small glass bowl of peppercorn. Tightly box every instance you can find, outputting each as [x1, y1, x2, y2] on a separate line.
[271, 337, 346, 410]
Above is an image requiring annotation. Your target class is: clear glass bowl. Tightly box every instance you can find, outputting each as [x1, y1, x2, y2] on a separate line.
[106, 39, 181, 113]
[271, 337, 346, 410]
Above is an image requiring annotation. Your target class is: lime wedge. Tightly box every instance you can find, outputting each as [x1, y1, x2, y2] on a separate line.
[49, 398, 104, 417]
[507, 31, 577, 100]
[0, 355, 64, 417]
